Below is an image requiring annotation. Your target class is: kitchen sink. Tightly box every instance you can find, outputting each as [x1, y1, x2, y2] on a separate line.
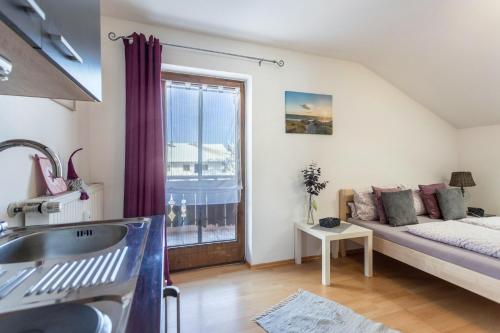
[0, 224, 128, 264]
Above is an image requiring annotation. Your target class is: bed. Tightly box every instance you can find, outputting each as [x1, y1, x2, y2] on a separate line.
[339, 189, 500, 304]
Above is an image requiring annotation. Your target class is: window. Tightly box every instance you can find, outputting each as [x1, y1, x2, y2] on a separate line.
[165, 80, 241, 188]
[165, 82, 241, 183]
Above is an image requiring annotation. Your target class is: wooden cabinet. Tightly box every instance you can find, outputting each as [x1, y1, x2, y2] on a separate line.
[0, 0, 101, 101]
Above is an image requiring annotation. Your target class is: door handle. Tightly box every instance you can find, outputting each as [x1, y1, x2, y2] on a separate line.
[24, 0, 46, 20]
[53, 34, 83, 63]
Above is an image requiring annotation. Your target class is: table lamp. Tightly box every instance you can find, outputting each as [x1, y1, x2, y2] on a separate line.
[449, 171, 476, 197]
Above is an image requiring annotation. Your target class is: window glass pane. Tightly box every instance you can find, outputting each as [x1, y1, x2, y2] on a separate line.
[166, 84, 199, 178]
[202, 89, 238, 178]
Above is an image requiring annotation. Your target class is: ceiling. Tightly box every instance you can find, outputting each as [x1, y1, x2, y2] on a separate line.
[102, 0, 500, 128]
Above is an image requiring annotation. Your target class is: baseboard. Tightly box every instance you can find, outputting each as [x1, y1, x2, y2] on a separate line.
[246, 249, 365, 270]
[170, 260, 246, 273]
[247, 255, 321, 270]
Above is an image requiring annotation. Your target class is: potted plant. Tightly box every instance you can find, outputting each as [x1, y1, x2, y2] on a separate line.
[301, 163, 329, 225]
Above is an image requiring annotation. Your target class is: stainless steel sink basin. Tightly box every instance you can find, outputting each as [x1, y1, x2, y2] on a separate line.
[0, 224, 128, 264]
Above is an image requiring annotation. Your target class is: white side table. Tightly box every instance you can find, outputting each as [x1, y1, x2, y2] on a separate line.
[294, 221, 373, 286]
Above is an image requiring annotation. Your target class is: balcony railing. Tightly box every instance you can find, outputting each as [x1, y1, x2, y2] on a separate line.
[166, 199, 237, 248]
[167, 224, 236, 247]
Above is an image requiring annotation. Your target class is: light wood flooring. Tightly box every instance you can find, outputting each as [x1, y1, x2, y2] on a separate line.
[166, 253, 500, 332]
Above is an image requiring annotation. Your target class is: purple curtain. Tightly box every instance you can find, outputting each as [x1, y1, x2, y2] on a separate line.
[123, 33, 171, 285]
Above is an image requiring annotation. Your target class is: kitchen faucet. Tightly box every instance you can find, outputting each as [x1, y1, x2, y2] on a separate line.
[0, 139, 63, 220]
[0, 139, 63, 178]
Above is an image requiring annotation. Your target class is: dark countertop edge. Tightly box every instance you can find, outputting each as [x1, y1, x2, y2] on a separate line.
[126, 215, 165, 333]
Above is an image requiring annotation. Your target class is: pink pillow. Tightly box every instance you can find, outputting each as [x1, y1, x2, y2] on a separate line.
[372, 186, 400, 224]
[418, 183, 447, 219]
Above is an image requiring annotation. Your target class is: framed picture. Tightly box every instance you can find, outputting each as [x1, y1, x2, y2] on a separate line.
[285, 91, 333, 135]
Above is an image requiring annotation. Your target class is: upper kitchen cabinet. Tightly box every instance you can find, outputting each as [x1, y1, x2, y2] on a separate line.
[0, 0, 101, 101]
[0, 0, 44, 48]
[40, 0, 101, 101]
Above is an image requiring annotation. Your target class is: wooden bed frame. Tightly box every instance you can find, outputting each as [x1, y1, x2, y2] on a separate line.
[339, 189, 500, 304]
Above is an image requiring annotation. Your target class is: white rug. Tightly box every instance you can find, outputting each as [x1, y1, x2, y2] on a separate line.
[254, 289, 400, 333]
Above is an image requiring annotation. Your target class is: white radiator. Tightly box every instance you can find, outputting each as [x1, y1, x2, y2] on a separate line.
[25, 183, 104, 226]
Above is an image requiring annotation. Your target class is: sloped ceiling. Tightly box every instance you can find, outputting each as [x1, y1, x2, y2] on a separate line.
[102, 0, 500, 128]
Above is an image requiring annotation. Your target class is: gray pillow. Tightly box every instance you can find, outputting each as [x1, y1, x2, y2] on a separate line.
[381, 190, 418, 227]
[436, 188, 467, 220]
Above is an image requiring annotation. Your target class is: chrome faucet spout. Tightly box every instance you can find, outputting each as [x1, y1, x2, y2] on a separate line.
[0, 139, 63, 178]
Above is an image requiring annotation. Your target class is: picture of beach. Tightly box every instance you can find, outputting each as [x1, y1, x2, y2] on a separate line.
[285, 91, 333, 135]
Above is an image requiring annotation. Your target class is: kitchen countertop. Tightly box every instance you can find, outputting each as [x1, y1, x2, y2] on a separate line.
[126, 215, 165, 333]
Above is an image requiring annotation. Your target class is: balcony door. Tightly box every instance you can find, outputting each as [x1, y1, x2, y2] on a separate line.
[163, 72, 245, 271]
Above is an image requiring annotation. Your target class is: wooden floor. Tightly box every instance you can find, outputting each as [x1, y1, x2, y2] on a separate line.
[166, 253, 500, 333]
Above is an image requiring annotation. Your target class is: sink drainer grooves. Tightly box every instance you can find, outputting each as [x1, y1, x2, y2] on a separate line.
[0, 268, 36, 299]
[24, 246, 128, 297]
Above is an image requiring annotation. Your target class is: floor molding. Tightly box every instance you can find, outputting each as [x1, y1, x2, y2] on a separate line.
[247, 255, 321, 270]
[246, 249, 364, 270]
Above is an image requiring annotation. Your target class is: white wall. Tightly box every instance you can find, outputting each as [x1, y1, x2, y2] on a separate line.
[0, 96, 90, 227]
[458, 125, 500, 214]
[87, 16, 459, 264]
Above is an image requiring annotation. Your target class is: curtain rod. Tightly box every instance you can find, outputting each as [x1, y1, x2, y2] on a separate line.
[107, 32, 285, 68]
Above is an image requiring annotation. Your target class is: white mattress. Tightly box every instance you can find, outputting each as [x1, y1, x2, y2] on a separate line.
[348, 216, 500, 279]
